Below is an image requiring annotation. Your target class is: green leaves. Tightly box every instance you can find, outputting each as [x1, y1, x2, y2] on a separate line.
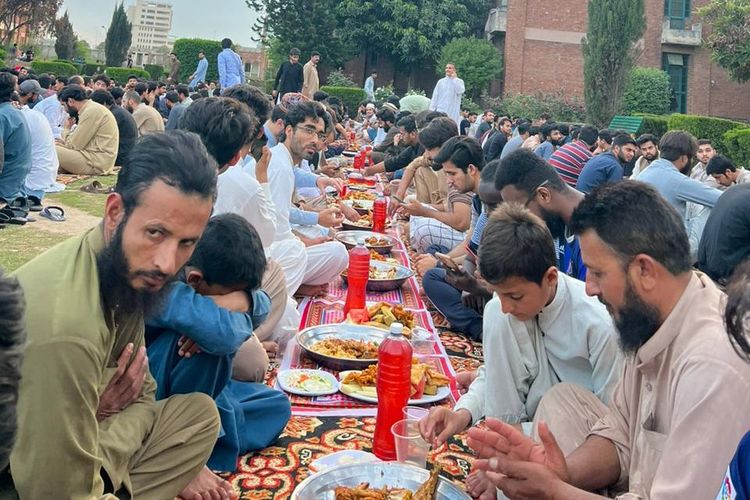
[622, 67, 672, 115]
[53, 10, 76, 60]
[104, 3, 132, 67]
[698, 0, 750, 83]
[582, 0, 645, 126]
[172, 39, 222, 83]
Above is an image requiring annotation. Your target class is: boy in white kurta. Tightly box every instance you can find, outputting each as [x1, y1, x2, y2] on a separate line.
[419, 203, 622, 499]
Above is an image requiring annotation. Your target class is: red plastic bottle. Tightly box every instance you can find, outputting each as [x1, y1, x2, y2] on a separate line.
[372, 196, 387, 233]
[343, 240, 370, 317]
[373, 322, 413, 460]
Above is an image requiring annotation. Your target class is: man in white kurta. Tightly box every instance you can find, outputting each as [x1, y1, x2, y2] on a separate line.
[20, 104, 60, 200]
[266, 106, 348, 296]
[430, 64, 465, 130]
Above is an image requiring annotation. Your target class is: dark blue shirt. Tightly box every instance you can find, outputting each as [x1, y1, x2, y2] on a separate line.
[575, 152, 623, 194]
[0, 102, 31, 201]
[718, 431, 750, 499]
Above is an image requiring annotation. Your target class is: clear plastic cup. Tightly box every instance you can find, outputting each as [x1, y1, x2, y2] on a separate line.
[402, 406, 430, 421]
[391, 419, 431, 468]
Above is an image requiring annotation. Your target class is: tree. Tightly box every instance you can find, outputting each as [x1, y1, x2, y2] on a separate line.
[438, 37, 502, 98]
[698, 0, 750, 83]
[0, 0, 62, 46]
[335, 0, 489, 84]
[104, 2, 132, 67]
[74, 40, 91, 62]
[581, 0, 645, 126]
[171, 39, 222, 83]
[621, 67, 672, 115]
[246, 0, 355, 70]
[53, 11, 76, 60]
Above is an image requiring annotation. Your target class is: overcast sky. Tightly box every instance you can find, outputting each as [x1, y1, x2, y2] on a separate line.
[59, 0, 261, 47]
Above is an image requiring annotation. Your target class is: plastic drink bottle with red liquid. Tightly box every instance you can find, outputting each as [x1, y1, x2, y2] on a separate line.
[372, 322, 413, 460]
[343, 240, 370, 317]
[372, 196, 387, 233]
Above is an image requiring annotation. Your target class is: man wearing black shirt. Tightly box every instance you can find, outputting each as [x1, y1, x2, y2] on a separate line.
[483, 116, 512, 162]
[272, 48, 303, 101]
[364, 115, 423, 176]
[90, 89, 137, 168]
[698, 183, 750, 284]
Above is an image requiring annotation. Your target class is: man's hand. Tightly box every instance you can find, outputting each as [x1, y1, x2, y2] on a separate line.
[393, 133, 401, 147]
[271, 89, 278, 98]
[319, 161, 342, 178]
[97, 343, 148, 421]
[388, 197, 401, 217]
[255, 145, 272, 184]
[400, 200, 428, 218]
[177, 336, 202, 358]
[337, 200, 360, 222]
[316, 176, 344, 193]
[444, 267, 478, 293]
[456, 370, 478, 394]
[419, 407, 472, 448]
[414, 254, 437, 276]
[318, 207, 344, 228]
[467, 419, 570, 484]
[363, 165, 379, 177]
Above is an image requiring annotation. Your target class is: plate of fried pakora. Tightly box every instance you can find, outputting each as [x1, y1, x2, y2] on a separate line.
[341, 262, 414, 292]
[338, 359, 451, 405]
[335, 231, 397, 254]
[291, 463, 470, 499]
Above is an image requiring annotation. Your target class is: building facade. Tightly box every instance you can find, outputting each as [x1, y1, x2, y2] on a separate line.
[126, 0, 174, 67]
[488, 0, 750, 120]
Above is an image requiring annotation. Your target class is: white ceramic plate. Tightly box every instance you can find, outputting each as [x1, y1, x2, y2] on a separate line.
[339, 370, 450, 405]
[278, 369, 340, 397]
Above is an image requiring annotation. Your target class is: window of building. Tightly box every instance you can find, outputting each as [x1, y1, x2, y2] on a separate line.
[664, 0, 690, 29]
[662, 52, 688, 113]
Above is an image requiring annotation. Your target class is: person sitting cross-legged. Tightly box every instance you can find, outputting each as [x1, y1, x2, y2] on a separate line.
[419, 203, 622, 500]
[146, 213, 291, 473]
[467, 181, 750, 500]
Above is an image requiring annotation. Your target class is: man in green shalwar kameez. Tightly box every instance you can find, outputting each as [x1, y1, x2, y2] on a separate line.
[7, 131, 237, 499]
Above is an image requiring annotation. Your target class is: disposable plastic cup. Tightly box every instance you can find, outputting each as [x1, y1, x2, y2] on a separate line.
[391, 419, 430, 468]
[402, 406, 430, 421]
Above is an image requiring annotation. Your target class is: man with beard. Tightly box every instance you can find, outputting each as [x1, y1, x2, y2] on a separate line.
[534, 122, 563, 161]
[419, 203, 621, 500]
[8, 132, 236, 499]
[495, 149, 587, 280]
[575, 134, 637, 194]
[429, 63, 465, 130]
[54, 84, 118, 175]
[267, 100, 348, 297]
[629, 133, 659, 178]
[690, 138, 720, 188]
[466, 181, 750, 500]
[123, 90, 165, 137]
[483, 116, 512, 162]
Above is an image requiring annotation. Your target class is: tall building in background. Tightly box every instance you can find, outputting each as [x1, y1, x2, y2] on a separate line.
[127, 0, 174, 67]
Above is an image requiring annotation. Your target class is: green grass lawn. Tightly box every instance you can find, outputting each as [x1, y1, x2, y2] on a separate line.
[0, 177, 116, 272]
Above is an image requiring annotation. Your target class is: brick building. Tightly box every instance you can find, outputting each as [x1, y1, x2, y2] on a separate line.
[490, 0, 750, 120]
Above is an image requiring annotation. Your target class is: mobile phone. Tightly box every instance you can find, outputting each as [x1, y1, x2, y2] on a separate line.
[391, 194, 406, 204]
[435, 252, 460, 272]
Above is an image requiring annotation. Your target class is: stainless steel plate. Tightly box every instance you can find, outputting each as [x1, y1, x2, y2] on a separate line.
[291, 462, 471, 500]
[342, 261, 414, 292]
[335, 230, 397, 254]
[296, 323, 390, 371]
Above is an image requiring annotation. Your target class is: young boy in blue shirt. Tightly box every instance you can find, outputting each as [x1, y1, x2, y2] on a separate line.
[146, 213, 291, 472]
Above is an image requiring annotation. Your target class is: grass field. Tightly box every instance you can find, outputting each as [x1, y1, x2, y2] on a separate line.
[0, 177, 115, 272]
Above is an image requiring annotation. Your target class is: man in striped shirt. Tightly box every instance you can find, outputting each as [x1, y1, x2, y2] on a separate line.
[548, 125, 598, 187]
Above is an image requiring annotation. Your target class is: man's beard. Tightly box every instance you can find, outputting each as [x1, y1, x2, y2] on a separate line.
[604, 278, 661, 354]
[541, 209, 566, 241]
[97, 222, 172, 322]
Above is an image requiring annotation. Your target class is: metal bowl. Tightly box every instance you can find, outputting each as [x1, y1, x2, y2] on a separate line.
[291, 462, 471, 500]
[343, 199, 375, 215]
[342, 261, 414, 292]
[296, 323, 390, 371]
[336, 230, 397, 255]
[341, 219, 373, 231]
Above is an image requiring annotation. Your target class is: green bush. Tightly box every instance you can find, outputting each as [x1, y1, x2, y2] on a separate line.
[667, 113, 748, 151]
[635, 113, 670, 138]
[172, 39, 223, 84]
[325, 68, 357, 88]
[105, 67, 150, 83]
[622, 67, 671, 115]
[438, 37, 503, 98]
[143, 64, 165, 81]
[247, 77, 274, 94]
[723, 128, 750, 168]
[82, 63, 104, 76]
[0, 48, 6, 61]
[461, 96, 481, 114]
[373, 84, 394, 103]
[320, 86, 367, 114]
[31, 60, 79, 77]
[484, 91, 586, 123]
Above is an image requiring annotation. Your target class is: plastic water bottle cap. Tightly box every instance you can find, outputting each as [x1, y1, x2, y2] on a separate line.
[356, 238, 366, 246]
[389, 322, 404, 335]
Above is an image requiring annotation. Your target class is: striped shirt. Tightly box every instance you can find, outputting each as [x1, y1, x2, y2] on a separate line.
[548, 140, 593, 187]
